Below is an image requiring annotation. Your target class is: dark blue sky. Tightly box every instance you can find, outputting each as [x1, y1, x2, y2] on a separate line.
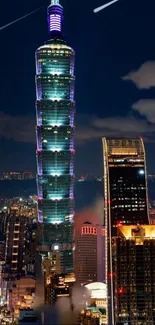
[0, 0, 155, 175]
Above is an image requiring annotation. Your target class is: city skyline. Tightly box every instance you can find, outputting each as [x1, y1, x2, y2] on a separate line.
[0, 0, 155, 324]
[0, 0, 155, 175]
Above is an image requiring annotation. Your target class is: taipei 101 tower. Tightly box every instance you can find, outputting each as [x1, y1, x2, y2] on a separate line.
[35, 0, 75, 272]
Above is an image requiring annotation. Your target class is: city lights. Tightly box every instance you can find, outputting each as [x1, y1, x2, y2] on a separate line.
[139, 169, 145, 175]
[1, 0, 154, 323]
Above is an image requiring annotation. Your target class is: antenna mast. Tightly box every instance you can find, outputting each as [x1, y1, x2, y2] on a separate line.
[51, 0, 60, 5]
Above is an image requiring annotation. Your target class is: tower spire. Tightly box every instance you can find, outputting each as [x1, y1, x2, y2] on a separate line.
[51, 0, 60, 5]
[47, 0, 63, 36]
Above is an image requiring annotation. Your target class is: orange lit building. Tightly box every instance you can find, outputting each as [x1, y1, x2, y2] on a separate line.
[79, 309, 100, 325]
[149, 208, 155, 224]
[114, 225, 155, 325]
[5, 215, 27, 276]
[8, 277, 36, 319]
[102, 137, 149, 325]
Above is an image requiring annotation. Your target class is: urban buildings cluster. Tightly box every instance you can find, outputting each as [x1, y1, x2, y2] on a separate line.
[0, 0, 154, 325]
[0, 197, 39, 323]
[0, 172, 35, 180]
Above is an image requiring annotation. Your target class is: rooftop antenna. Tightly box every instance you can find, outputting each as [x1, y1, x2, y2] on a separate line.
[51, 0, 60, 4]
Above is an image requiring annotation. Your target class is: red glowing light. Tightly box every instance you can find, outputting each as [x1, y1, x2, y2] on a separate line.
[38, 197, 41, 200]
[116, 221, 122, 227]
[118, 288, 124, 294]
[108, 273, 115, 278]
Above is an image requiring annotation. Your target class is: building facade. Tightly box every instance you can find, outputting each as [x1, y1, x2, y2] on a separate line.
[75, 222, 98, 284]
[35, 0, 75, 271]
[74, 209, 105, 284]
[114, 225, 155, 325]
[8, 277, 36, 319]
[103, 138, 149, 236]
[45, 273, 75, 306]
[102, 138, 149, 325]
[5, 215, 27, 276]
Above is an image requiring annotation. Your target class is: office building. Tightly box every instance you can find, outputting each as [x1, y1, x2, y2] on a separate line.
[35, 0, 75, 271]
[103, 138, 149, 236]
[102, 138, 149, 325]
[74, 208, 105, 284]
[75, 221, 97, 284]
[75, 221, 105, 284]
[114, 225, 155, 325]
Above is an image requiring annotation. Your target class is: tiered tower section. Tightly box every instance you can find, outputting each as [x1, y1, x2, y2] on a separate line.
[35, 0, 75, 228]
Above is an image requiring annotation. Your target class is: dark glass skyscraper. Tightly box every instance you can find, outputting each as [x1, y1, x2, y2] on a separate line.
[102, 138, 149, 325]
[35, 0, 75, 272]
[103, 138, 149, 236]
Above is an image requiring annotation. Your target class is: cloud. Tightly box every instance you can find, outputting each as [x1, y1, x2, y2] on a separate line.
[93, 116, 152, 133]
[0, 113, 35, 143]
[122, 61, 155, 89]
[1, 107, 155, 146]
[132, 99, 155, 123]
[76, 113, 155, 144]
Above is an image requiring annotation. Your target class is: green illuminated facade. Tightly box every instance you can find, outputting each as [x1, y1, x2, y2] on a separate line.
[35, 0, 75, 272]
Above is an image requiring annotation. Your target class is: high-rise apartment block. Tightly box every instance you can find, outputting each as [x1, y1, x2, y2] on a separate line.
[35, 0, 75, 271]
[5, 215, 27, 276]
[114, 225, 155, 325]
[5, 215, 38, 277]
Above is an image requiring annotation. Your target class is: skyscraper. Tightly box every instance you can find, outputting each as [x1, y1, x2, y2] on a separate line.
[103, 138, 149, 235]
[114, 225, 155, 325]
[35, 0, 75, 272]
[75, 221, 98, 284]
[102, 138, 149, 325]
[74, 219, 105, 284]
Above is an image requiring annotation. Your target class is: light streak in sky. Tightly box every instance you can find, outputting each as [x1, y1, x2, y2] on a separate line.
[94, 0, 119, 13]
[0, 8, 41, 31]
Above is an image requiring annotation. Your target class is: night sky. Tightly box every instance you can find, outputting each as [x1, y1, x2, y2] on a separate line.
[0, 0, 155, 175]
